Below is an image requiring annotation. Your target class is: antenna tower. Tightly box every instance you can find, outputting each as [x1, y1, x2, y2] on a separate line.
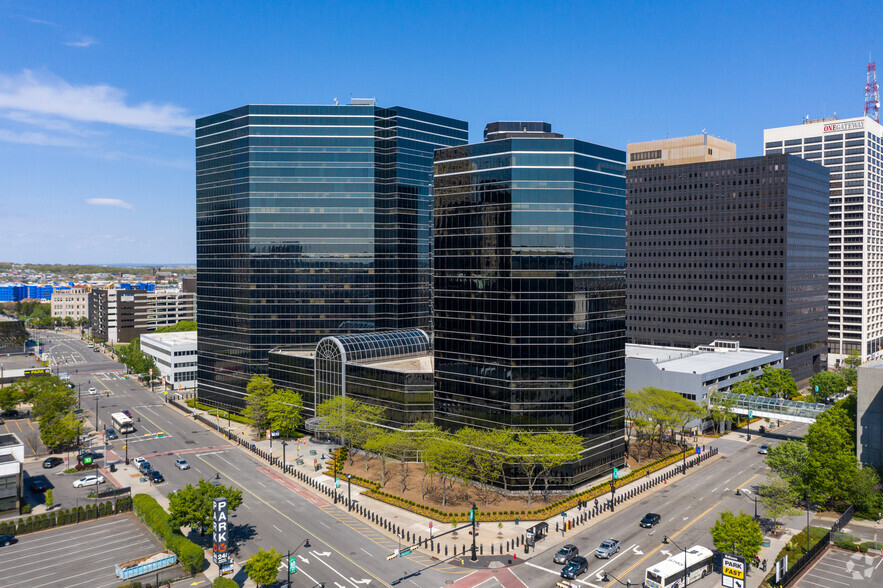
[865, 61, 880, 122]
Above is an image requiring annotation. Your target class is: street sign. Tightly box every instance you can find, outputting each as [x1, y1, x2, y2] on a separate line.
[83, 456, 93, 465]
[266, 429, 271, 440]
[212, 497, 230, 565]
[335, 476, 341, 488]
[722, 554, 746, 580]
[748, 410, 753, 419]
[775, 555, 788, 583]
[695, 446, 701, 455]
[612, 467, 619, 480]
[289, 555, 297, 573]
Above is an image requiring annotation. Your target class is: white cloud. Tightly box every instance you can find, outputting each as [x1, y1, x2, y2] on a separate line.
[0, 70, 193, 135]
[86, 198, 134, 210]
[24, 17, 58, 27]
[0, 128, 86, 147]
[65, 36, 98, 48]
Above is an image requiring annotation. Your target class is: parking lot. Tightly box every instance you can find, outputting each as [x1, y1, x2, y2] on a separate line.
[796, 546, 883, 588]
[0, 414, 42, 457]
[21, 459, 119, 512]
[0, 514, 168, 588]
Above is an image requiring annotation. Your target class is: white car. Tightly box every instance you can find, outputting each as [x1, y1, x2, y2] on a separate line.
[73, 474, 105, 488]
[88, 387, 97, 395]
[133, 457, 146, 466]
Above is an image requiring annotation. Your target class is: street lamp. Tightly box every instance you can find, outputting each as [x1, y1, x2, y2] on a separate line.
[662, 535, 688, 587]
[284, 538, 311, 587]
[601, 570, 633, 587]
[124, 430, 129, 465]
[470, 502, 478, 562]
[281, 440, 288, 471]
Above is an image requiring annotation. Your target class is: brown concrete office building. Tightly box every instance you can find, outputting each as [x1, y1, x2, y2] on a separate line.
[626, 154, 830, 384]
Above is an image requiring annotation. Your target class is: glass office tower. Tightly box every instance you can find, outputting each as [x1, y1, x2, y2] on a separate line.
[196, 102, 467, 409]
[433, 122, 627, 486]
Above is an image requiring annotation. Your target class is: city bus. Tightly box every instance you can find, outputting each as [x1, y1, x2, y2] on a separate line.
[645, 545, 714, 588]
[111, 412, 135, 434]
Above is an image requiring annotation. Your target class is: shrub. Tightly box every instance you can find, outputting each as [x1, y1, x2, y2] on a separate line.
[132, 494, 205, 574]
[212, 579, 238, 588]
[20, 504, 31, 515]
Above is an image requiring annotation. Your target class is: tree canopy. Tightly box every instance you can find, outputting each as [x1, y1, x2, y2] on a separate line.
[153, 320, 197, 333]
[808, 371, 847, 403]
[317, 396, 385, 464]
[245, 547, 282, 587]
[710, 510, 763, 559]
[168, 478, 244, 533]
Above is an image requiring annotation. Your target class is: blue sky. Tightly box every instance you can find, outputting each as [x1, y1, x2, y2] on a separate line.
[2, 0, 881, 264]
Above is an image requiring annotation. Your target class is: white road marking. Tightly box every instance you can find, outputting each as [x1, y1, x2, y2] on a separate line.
[360, 547, 372, 556]
[274, 524, 283, 533]
[214, 453, 241, 470]
[310, 553, 361, 588]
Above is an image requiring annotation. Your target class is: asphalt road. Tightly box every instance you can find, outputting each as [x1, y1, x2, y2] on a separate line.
[38, 331, 814, 588]
[0, 514, 167, 588]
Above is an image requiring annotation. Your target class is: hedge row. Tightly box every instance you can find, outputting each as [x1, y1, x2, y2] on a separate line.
[0, 498, 130, 536]
[330, 446, 695, 522]
[212, 578, 239, 588]
[132, 494, 205, 575]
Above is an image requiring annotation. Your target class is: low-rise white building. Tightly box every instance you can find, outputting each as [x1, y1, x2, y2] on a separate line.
[0, 433, 24, 515]
[140, 331, 197, 390]
[626, 340, 784, 404]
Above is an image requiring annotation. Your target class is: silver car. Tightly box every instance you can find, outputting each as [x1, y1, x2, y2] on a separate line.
[175, 458, 190, 470]
[554, 544, 579, 564]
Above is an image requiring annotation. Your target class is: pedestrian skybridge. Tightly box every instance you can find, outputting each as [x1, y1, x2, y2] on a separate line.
[713, 393, 829, 424]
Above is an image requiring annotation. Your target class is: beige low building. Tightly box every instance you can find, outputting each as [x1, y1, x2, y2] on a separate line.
[50, 286, 91, 321]
[627, 133, 736, 169]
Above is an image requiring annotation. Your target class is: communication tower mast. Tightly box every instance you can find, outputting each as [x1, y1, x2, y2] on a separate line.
[865, 61, 880, 122]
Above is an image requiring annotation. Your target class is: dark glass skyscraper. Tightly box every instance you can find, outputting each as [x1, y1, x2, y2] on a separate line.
[626, 154, 829, 384]
[433, 123, 627, 485]
[196, 102, 467, 409]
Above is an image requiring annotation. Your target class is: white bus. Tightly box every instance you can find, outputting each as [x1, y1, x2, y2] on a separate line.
[111, 412, 135, 434]
[645, 545, 714, 588]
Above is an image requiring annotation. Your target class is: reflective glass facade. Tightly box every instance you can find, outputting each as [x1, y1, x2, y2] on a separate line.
[196, 105, 467, 409]
[433, 131, 628, 485]
[626, 154, 829, 384]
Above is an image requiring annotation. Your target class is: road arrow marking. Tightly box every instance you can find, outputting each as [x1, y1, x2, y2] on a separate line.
[633, 546, 644, 555]
[350, 579, 371, 585]
[313, 551, 331, 557]
[683, 517, 689, 521]
[660, 550, 672, 557]
[190, 582, 206, 586]
[299, 556, 309, 564]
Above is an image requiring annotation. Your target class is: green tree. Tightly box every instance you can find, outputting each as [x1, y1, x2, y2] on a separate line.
[731, 375, 762, 397]
[537, 430, 584, 500]
[242, 374, 275, 434]
[154, 320, 197, 333]
[62, 316, 75, 328]
[840, 366, 857, 389]
[625, 389, 655, 460]
[851, 465, 883, 516]
[384, 429, 417, 495]
[411, 421, 443, 499]
[844, 349, 862, 369]
[32, 384, 77, 421]
[710, 510, 763, 560]
[758, 366, 797, 399]
[508, 431, 582, 507]
[765, 440, 809, 492]
[245, 547, 282, 587]
[758, 474, 800, 529]
[0, 385, 22, 413]
[639, 387, 692, 456]
[168, 478, 243, 534]
[40, 411, 80, 450]
[316, 396, 385, 465]
[265, 388, 304, 437]
[808, 371, 847, 403]
[804, 402, 859, 505]
[44, 488, 53, 509]
[708, 389, 737, 434]
[456, 427, 512, 508]
[364, 429, 394, 487]
[422, 431, 467, 507]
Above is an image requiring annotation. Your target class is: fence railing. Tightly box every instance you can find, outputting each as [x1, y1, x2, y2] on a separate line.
[773, 504, 855, 586]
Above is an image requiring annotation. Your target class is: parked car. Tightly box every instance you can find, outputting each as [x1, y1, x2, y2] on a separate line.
[1, 409, 19, 419]
[561, 556, 589, 580]
[106, 428, 118, 440]
[595, 539, 621, 558]
[122, 410, 132, 417]
[149, 470, 165, 484]
[79, 451, 104, 461]
[758, 444, 769, 454]
[640, 513, 661, 528]
[29, 479, 49, 492]
[73, 475, 105, 488]
[554, 544, 579, 564]
[88, 387, 97, 394]
[0, 534, 15, 547]
[138, 461, 152, 474]
[174, 458, 190, 471]
[132, 456, 146, 466]
[42, 456, 64, 469]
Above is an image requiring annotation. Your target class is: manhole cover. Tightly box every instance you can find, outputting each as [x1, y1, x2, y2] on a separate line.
[185, 441, 197, 445]
[446, 581, 454, 585]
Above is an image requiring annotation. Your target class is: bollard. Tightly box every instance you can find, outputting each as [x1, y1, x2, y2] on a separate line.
[481, 544, 484, 555]
[556, 522, 559, 532]
[506, 540, 510, 551]
[407, 531, 410, 542]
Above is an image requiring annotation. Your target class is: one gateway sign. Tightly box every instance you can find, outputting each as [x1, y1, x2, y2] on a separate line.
[212, 497, 229, 565]
[824, 120, 865, 133]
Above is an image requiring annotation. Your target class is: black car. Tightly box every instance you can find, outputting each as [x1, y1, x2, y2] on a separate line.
[1, 410, 18, 419]
[106, 428, 118, 440]
[42, 457, 64, 469]
[640, 513, 661, 528]
[29, 479, 49, 493]
[149, 470, 165, 483]
[561, 556, 588, 579]
[0, 534, 15, 547]
[79, 451, 104, 461]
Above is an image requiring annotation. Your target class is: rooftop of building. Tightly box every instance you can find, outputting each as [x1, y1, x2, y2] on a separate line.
[0, 454, 16, 464]
[484, 121, 563, 141]
[141, 331, 197, 345]
[0, 315, 20, 322]
[0, 433, 22, 449]
[626, 341, 782, 374]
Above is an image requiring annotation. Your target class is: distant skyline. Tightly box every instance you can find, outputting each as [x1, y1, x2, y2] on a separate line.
[2, 0, 882, 263]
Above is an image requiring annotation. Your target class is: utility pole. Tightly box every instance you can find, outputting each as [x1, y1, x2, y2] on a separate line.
[347, 474, 352, 511]
[470, 503, 477, 562]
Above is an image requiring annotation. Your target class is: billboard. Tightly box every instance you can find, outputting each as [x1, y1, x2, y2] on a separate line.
[212, 497, 229, 565]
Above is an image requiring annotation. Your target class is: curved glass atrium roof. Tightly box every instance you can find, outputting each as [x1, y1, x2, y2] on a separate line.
[322, 328, 430, 363]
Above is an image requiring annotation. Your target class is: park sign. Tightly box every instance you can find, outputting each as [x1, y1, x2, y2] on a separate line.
[722, 553, 746, 585]
[212, 497, 230, 565]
